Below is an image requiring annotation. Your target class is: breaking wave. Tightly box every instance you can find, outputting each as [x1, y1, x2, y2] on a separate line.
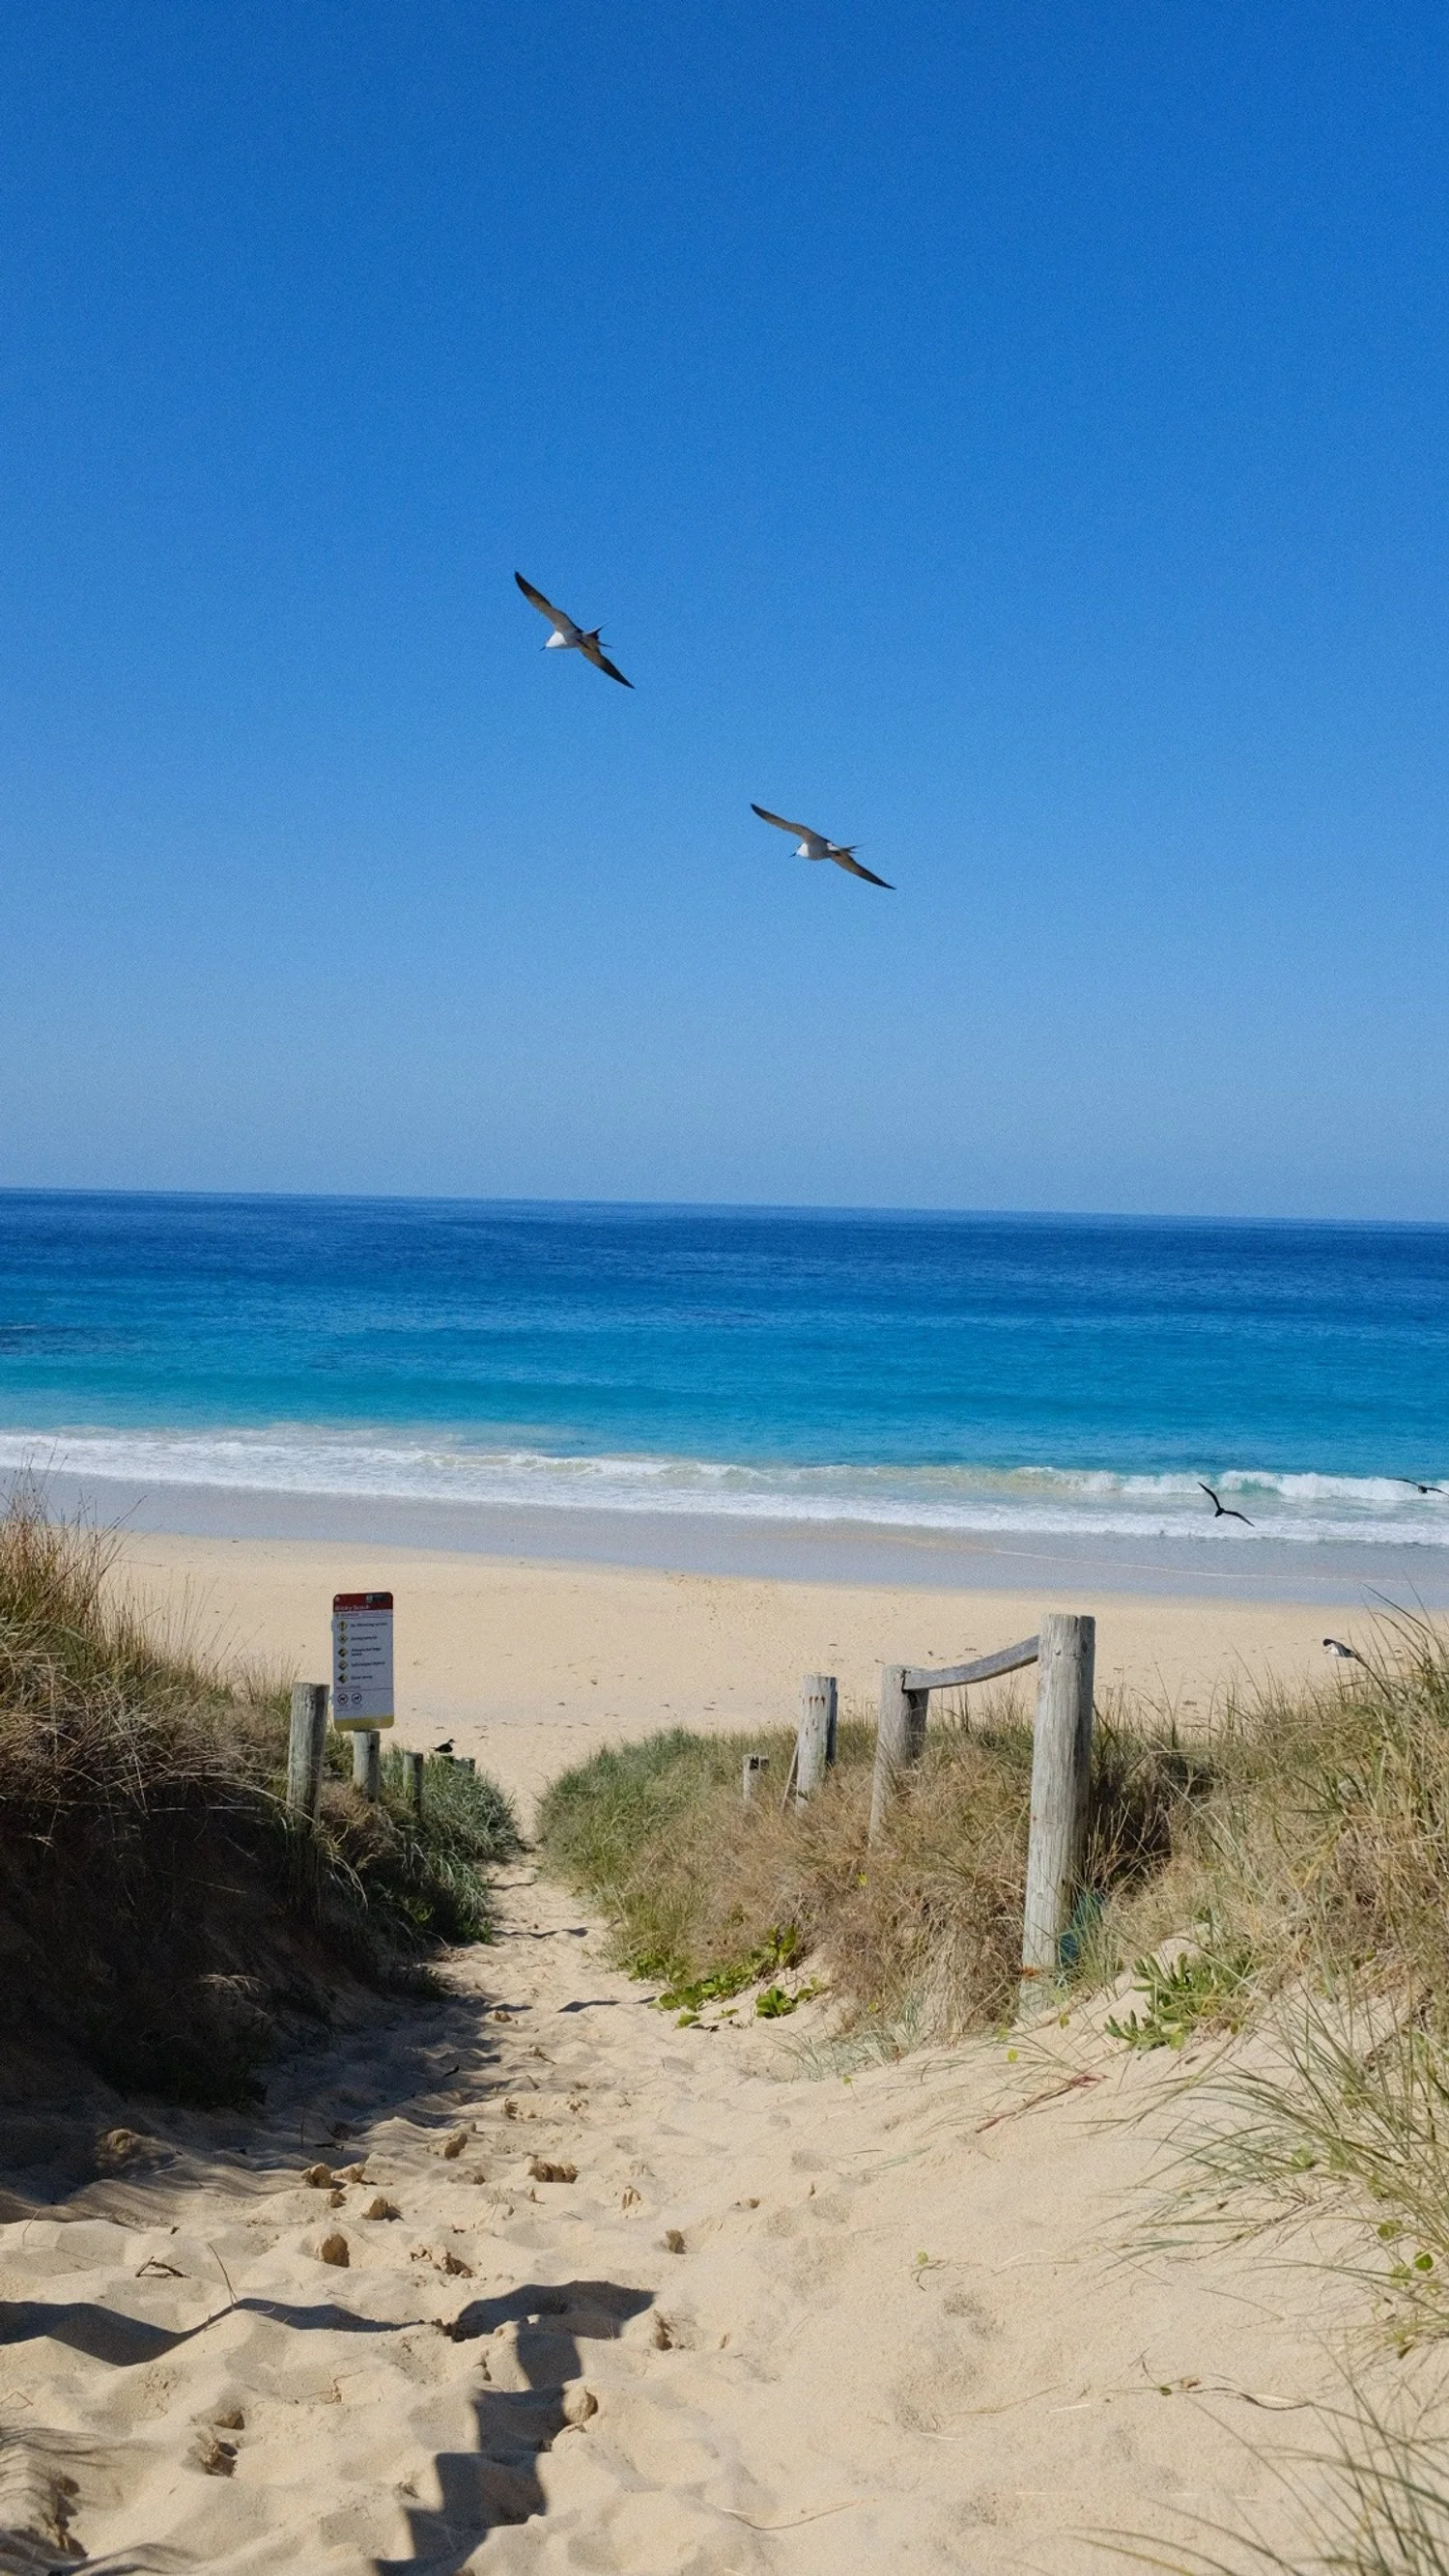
[1, 1428, 1447, 1546]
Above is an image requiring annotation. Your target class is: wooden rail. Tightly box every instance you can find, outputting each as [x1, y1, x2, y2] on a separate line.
[900, 1635, 1040, 1693]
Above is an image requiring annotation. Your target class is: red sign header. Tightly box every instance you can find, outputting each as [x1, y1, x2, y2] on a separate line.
[332, 1591, 393, 1611]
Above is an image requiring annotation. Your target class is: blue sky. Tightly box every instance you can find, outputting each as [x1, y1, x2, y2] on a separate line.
[1, 2, 1446, 1217]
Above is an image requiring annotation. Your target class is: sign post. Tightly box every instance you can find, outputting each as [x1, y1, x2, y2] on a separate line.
[330, 1592, 395, 1730]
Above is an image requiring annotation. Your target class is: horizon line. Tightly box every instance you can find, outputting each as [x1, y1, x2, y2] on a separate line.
[1, 1184, 1447, 1232]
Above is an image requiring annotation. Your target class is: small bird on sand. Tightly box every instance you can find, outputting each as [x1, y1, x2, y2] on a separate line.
[1398, 1477, 1445, 1496]
[1199, 1482, 1253, 1526]
[751, 803, 894, 889]
[433, 1738, 455, 1755]
[1322, 1637, 1362, 1661]
[514, 573, 633, 687]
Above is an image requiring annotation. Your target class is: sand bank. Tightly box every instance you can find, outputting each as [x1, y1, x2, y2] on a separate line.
[115, 1530, 1375, 1815]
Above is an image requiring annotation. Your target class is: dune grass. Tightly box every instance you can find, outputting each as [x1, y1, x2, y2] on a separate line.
[536, 1692, 1209, 2036]
[1117, 2401, 1449, 2574]
[536, 1619, 1449, 2078]
[0, 1485, 519, 2105]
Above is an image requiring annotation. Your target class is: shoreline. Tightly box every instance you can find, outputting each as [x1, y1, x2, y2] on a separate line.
[112, 1521, 1398, 1817]
[33, 1465, 1449, 1605]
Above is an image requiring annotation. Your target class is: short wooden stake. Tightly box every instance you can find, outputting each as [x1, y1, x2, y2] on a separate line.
[286, 1683, 329, 1821]
[1020, 1613, 1096, 2006]
[456, 1755, 476, 1777]
[742, 1752, 769, 1804]
[403, 1749, 425, 1816]
[795, 1674, 838, 1805]
[352, 1728, 381, 1798]
[867, 1665, 929, 1842]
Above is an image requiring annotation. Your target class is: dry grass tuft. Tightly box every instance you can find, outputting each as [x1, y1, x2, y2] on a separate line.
[0, 1483, 518, 2105]
[538, 1617, 1449, 2067]
[537, 1694, 1208, 2037]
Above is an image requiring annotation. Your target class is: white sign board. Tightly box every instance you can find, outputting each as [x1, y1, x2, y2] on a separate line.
[331, 1591, 395, 1728]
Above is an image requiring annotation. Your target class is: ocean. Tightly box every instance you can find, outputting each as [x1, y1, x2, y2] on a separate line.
[1, 1193, 1447, 1592]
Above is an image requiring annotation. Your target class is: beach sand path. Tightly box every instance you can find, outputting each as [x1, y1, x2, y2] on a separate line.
[0, 1864, 1358, 2573]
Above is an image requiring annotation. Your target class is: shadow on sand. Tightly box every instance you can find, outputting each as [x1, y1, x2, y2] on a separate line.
[375, 2279, 654, 2573]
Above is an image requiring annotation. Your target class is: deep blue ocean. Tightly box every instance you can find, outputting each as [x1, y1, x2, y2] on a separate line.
[1, 1192, 1447, 1550]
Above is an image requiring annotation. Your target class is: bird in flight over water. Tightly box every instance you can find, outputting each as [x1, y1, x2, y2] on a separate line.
[1199, 1482, 1253, 1526]
[514, 573, 634, 687]
[751, 804, 894, 889]
[1398, 1477, 1445, 1496]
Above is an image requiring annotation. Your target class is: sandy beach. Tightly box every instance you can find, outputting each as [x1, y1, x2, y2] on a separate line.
[115, 1530, 1373, 1814]
[0, 1858, 1370, 2573]
[0, 1529, 1424, 2568]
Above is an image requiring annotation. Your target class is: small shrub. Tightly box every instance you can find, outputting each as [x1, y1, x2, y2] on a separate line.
[1106, 1940, 1257, 2051]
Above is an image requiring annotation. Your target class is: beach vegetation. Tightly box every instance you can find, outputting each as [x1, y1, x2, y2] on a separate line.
[0, 1486, 519, 2106]
[536, 1618, 1449, 2069]
[535, 1691, 1207, 2035]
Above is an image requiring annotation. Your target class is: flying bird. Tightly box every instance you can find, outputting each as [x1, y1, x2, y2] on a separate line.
[751, 804, 894, 889]
[1322, 1637, 1362, 1661]
[514, 572, 633, 687]
[1398, 1478, 1445, 1496]
[1199, 1482, 1253, 1526]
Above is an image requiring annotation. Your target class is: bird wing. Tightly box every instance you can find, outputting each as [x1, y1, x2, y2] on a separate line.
[580, 634, 634, 688]
[515, 572, 580, 640]
[1198, 1483, 1219, 1507]
[751, 805, 829, 858]
[831, 848, 895, 890]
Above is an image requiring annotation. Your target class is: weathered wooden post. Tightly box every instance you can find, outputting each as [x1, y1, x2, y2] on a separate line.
[352, 1727, 382, 1798]
[287, 1683, 329, 1821]
[1020, 1613, 1096, 2006]
[742, 1752, 769, 1804]
[403, 1749, 425, 1817]
[867, 1665, 928, 1842]
[456, 1755, 476, 1777]
[795, 1674, 838, 1806]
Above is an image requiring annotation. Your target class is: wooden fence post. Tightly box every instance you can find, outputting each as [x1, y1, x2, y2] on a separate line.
[352, 1728, 381, 1798]
[287, 1683, 329, 1821]
[867, 1665, 928, 1842]
[795, 1675, 838, 1805]
[403, 1750, 425, 1817]
[1020, 1613, 1095, 2005]
[742, 1752, 769, 1804]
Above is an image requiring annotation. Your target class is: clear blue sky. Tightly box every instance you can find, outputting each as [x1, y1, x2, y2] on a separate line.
[1, 3, 1446, 1218]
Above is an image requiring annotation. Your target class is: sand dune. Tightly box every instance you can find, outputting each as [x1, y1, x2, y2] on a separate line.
[1, 1860, 1370, 2572]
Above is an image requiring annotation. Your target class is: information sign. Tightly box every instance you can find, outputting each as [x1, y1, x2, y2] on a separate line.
[331, 1592, 395, 1728]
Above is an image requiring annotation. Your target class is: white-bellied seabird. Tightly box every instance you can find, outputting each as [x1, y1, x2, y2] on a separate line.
[514, 573, 633, 688]
[751, 803, 894, 889]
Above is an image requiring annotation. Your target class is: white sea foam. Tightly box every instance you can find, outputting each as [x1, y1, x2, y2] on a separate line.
[1, 1426, 1446, 1545]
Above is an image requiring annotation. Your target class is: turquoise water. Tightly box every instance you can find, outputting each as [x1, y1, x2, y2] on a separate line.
[1, 1192, 1447, 1550]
